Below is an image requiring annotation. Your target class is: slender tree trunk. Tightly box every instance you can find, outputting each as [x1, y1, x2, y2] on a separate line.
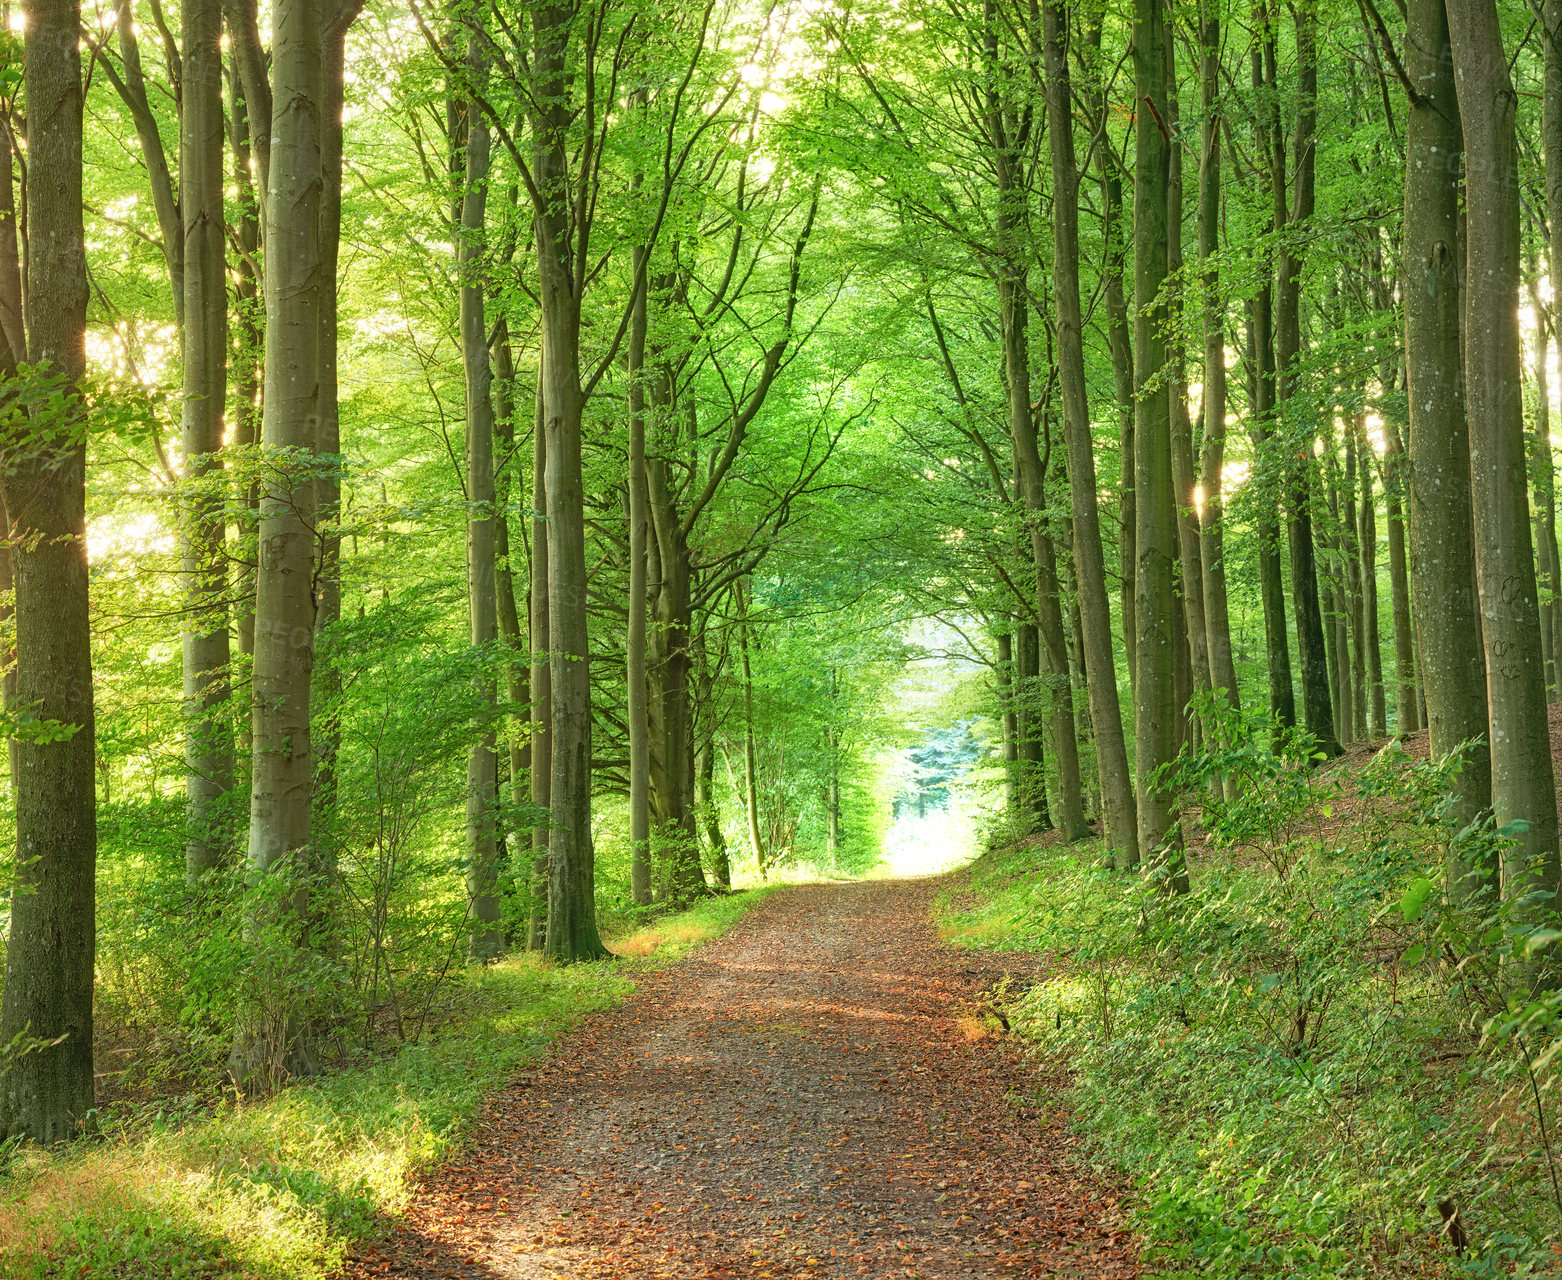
[527, 379, 551, 953]
[626, 247, 652, 907]
[1015, 621, 1052, 831]
[1358, 421, 1387, 734]
[181, 0, 233, 876]
[738, 581, 766, 880]
[1404, 0, 1492, 883]
[1543, 0, 1562, 694]
[0, 0, 95, 1141]
[458, 51, 502, 960]
[1198, 2, 1240, 726]
[996, 628, 1020, 816]
[1530, 295, 1562, 701]
[1086, 26, 1137, 694]
[229, 61, 261, 664]
[1132, 0, 1186, 886]
[1246, 34, 1296, 731]
[1164, 42, 1211, 748]
[1381, 417, 1420, 732]
[1344, 428, 1369, 740]
[1448, 0, 1561, 909]
[1273, 1, 1339, 757]
[490, 327, 529, 932]
[1042, 0, 1136, 863]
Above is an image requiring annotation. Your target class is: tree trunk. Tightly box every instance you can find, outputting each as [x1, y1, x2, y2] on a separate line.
[1042, 0, 1136, 863]
[1273, 2, 1339, 758]
[235, 0, 328, 1087]
[229, 60, 262, 663]
[181, 0, 234, 876]
[528, 379, 551, 953]
[1404, 0, 1493, 883]
[627, 246, 652, 907]
[490, 327, 529, 936]
[738, 581, 766, 880]
[1448, 0, 1561, 909]
[1131, 0, 1186, 886]
[996, 629, 1020, 816]
[533, 3, 605, 962]
[1164, 41, 1211, 749]
[1358, 421, 1387, 734]
[1086, 23, 1137, 693]
[1344, 428, 1369, 740]
[0, 0, 96, 1142]
[1381, 416, 1420, 732]
[1528, 305, 1560, 698]
[458, 49, 503, 960]
[1197, 2, 1240, 726]
[1015, 622, 1052, 831]
[1543, 0, 1562, 695]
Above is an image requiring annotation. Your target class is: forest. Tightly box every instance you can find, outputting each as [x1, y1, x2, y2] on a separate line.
[3, 0, 1562, 1274]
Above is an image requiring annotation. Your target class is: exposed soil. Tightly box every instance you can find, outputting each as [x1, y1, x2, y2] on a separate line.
[344, 877, 1138, 1280]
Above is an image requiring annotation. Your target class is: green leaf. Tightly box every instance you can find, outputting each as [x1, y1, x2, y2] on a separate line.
[1402, 943, 1426, 967]
[1401, 877, 1436, 923]
[1524, 928, 1562, 957]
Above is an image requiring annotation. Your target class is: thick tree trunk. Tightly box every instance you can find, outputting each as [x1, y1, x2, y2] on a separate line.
[1042, 0, 1136, 863]
[181, 0, 234, 876]
[1197, 3, 1239, 726]
[0, 0, 95, 1142]
[533, 3, 605, 962]
[458, 58, 503, 960]
[1448, 0, 1561, 909]
[1131, 0, 1185, 885]
[237, 0, 327, 1087]
[1273, 2, 1339, 758]
[1404, 0, 1492, 884]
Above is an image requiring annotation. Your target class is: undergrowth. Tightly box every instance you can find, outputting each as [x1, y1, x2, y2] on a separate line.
[942, 720, 1562, 1279]
[0, 889, 772, 1280]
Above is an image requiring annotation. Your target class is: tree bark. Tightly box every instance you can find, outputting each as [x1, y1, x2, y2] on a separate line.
[0, 0, 96, 1142]
[533, 2, 605, 961]
[181, 0, 234, 876]
[626, 246, 652, 907]
[1358, 420, 1387, 734]
[996, 628, 1020, 816]
[528, 378, 551, 952]
[1448, 0, 1561, 908]
[236, 0, 326, 1085]
[458, 44, 503, 960]
[1404, 0, 1493, 882]
[1197, 1, 1240, 727]
[1131, 0, 1185, 885]
[738, 580, 767, 880]
[1042, 0, 1136, 863]
[1381, 415, 1420, 731]
[1273, 1, 1339, 757]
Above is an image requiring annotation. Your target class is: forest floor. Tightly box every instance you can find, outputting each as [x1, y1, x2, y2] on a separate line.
[344, 878, 1138, 1280]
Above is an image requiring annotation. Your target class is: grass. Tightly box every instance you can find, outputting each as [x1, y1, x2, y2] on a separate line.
[0, 886, 776, 1280]
[939, 834, 1562, 1280]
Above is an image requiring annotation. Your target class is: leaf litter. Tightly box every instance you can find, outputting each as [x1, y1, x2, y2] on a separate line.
[343, 878, 1139, 1279]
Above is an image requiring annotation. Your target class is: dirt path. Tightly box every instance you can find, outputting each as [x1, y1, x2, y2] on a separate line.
[348, 878, 1137, 1280]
